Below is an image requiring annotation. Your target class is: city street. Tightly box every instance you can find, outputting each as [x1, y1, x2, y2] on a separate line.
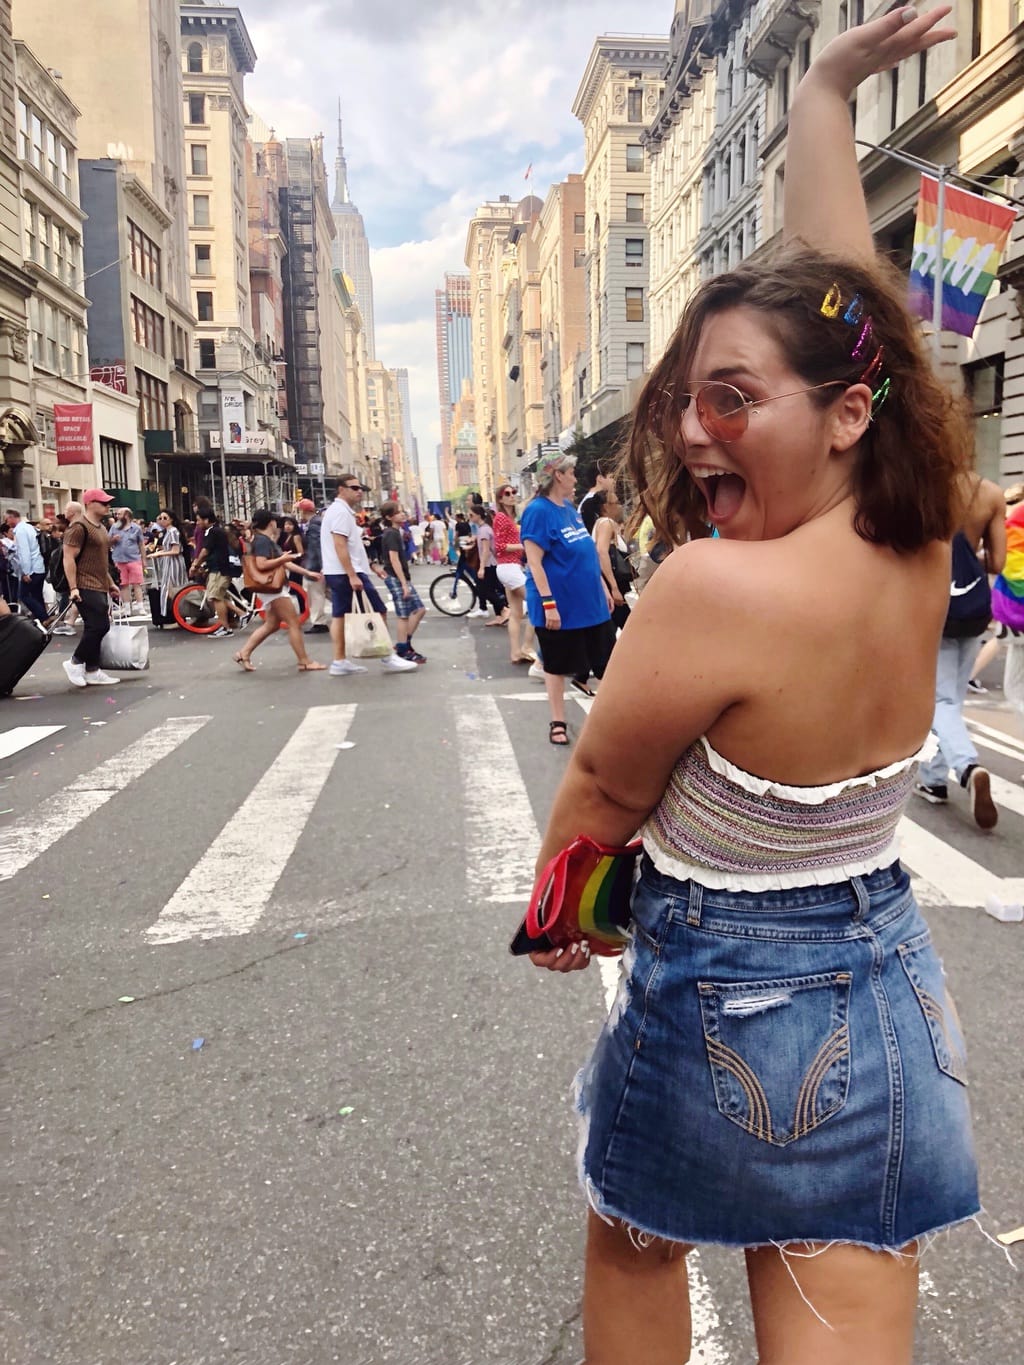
[3, 574, 1022, 1365]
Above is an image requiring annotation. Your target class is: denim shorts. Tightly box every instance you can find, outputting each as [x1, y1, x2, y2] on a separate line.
[324, 572, 386, 618]
[575, 858, 979, 1251]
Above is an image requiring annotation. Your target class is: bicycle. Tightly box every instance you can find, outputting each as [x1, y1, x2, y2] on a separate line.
[171, 578, 309, 634]
[428, 566, 478, 617]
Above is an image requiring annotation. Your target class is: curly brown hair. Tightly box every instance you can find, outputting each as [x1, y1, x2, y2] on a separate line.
[621, 246, 972, 554]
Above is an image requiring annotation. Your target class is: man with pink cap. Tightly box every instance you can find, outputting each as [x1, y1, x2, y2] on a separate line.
[296, 497, 329, 632]
[61, 489, 122, 687]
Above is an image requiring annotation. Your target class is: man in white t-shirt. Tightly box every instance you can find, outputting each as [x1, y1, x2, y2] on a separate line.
[320, 474, 416, 676]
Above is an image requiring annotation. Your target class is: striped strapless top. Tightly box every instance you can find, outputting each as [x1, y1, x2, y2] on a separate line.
[643, 734, 934, 892]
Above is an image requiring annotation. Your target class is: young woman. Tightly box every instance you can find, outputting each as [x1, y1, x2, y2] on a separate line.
[527, 11, 976, 1363]
[493, 485, 536, 664]
[590, 486, 634, 631]
[149, 509, 189, 621]
[468, 505, 508, 625]
[521, 454, 614, 744]
[233, 509, 325, 673]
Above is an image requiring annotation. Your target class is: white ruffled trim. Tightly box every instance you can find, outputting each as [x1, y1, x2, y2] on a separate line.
[642, 837, 904, 893]
[698, 733, 937, 805]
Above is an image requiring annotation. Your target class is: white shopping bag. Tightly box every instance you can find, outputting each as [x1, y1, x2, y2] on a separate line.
[99, 610, 150, 670]
[343, 592, 391, 659]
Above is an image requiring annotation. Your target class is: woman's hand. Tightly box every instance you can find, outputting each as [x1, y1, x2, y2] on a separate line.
[805, 5, 955, 100]
[529, 942, 592, 973]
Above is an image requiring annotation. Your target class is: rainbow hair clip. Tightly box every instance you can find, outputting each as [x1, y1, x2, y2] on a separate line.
[819, 283, 890, 411]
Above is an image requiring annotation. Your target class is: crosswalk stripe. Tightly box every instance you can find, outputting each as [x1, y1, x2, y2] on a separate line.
[455, 694, 540, 903]
[897, 816, 1024, 911]
[0, 717, 210, 882]
[970, 731, 1024, 765]
[0, 725, 64, 761]
[966, 717, 1024, 760]
[989, 773, 1024, 819]
[145, 704, 355, 944]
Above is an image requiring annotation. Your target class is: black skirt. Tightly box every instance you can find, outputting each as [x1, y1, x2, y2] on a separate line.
[536, 620, 616, 678]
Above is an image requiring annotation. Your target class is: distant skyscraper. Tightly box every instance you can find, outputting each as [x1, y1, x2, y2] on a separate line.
[331, 103, 376, 360]
[435, 273, 472, 491]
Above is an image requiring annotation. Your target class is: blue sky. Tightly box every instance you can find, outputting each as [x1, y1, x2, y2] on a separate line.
[242, 0, 673, 494]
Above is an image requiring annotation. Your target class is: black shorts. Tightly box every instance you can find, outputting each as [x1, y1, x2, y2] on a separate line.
[535, 620, 616, 679]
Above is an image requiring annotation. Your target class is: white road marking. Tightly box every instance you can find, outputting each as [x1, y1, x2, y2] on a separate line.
[988, 773, 1024, 819]
[897, 817, 1024, 911]
[0, 717, 210, 881]
[0, 724, 64, 761]
[968, 731, 1024, 764]
[146, 705, 355, 943]
[455, 694, 540, 902]
[965, 717, 1024, 759]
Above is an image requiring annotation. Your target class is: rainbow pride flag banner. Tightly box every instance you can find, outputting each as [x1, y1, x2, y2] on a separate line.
[907, 175, 1017, 337]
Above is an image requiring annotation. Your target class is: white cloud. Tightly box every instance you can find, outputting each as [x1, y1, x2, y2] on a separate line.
[242, 0, 671, 492]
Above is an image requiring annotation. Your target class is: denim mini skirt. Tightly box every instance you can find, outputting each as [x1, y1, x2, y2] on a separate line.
[575, 859, 980, 1250]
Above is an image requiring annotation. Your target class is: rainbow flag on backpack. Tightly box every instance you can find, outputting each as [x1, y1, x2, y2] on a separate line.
[907, 176, 1017, 338]
[992, 502, 1024, 631]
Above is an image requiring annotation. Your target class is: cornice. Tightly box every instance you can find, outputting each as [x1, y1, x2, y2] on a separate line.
[122, 172, 172, 229]
[14, 41, 80, 132]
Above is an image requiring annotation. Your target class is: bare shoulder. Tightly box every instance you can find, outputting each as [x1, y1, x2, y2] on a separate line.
[980, 478, 1006, 518]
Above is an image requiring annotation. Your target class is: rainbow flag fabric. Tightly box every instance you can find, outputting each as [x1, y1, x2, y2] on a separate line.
[992, 502, 1024, 631]
[907, 175, 1017, 338]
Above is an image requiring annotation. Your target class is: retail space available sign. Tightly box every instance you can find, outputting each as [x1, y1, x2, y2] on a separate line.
[54, 403, 94, 464]
[220, 391, 246, 452]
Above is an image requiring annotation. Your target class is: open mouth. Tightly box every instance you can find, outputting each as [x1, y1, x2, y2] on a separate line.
[689, 466, 747, 522]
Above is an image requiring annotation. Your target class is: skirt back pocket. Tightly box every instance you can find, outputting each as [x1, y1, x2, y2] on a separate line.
[698, 972, 852, 1147]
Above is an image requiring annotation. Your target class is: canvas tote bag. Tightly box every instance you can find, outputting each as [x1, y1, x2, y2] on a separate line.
[343, 591, 391, 659]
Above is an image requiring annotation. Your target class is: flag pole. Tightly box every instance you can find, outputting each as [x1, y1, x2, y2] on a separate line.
[931, 164, 947, 361]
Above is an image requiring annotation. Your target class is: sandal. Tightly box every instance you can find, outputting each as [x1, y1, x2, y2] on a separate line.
[548, 721, 569, 746]
[297, 660, 327, 671]
[234, 652, 256, 672]
[512, 653, 537, 665]
[570, 678, 595, 698]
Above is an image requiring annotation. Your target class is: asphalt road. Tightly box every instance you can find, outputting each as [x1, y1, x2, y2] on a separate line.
[3, 575, 1022, 1365]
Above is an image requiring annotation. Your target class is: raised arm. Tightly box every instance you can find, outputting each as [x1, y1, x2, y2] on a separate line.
[785, 5, 955, 261]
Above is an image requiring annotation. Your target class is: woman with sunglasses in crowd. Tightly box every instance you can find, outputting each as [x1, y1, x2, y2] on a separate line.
[492, 484, 536, 665]
[526, 11, 979, 1364]
[149, 509, 189, 623]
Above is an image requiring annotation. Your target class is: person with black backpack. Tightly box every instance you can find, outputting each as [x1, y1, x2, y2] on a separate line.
[915, 472, 1006, 827]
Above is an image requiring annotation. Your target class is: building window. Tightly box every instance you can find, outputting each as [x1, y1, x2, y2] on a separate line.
[627, 87, 643, 123]
[888, 68, 899, 131]
[198, 389, 219, 418]
[917, 50, 928, 107]
[625, 287, 644, 322]
[131, 295, 166, 356]
[100, 437, 129, 489]
[625, 193, 644, 224]
[187, 41, 203, 73]
[128, 220, 162, 288]
[573, 213, 585, 234]
[779, 65, 791, 119]
[17, 98, 30, 163]
[800, 37, 812, 76]
[190, 143, 208, 175]
[192, 193, 210, 226]
[188, 93, 205, 125]
[135, 369, 169, 431]
[198, 338, 216, 369]
[194, 243, 212, 276]
[626, 143, 643, 173]
[196, 290, 214, 321]
[573, 248, 586, 268]
[625, 238, 644, 267]
[626, 342, 645, 380]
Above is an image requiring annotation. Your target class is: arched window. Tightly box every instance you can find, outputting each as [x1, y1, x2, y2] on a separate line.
[187, 43, 203, 73]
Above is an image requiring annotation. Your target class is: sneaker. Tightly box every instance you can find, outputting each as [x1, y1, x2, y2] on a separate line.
[528, 661, 546, 681]
[408, 650, 427, 664]
[966, 678, 987, 695]
[52, 624, 76, 636]
[963, 764, 998, 829]
[210, 626, 234, 638]
[466, 607, 488, 618]
[914, 781, 948, 805]
[85, 669, 120, 685]
[63, 658, 87, 688]
[381, 652, 418, 672]
[329, 659, 368, 676]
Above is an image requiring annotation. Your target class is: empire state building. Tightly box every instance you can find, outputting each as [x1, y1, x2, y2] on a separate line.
[331, 106, 376, 360]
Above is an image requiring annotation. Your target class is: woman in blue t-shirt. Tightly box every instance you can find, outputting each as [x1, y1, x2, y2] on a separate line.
[521, 452, 614, 745]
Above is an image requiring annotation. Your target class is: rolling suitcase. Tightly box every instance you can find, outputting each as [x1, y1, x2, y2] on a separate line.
[0, 600, 74, 696]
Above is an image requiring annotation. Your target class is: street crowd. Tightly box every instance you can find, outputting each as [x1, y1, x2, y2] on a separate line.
[3, 13, 1024, 1360]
